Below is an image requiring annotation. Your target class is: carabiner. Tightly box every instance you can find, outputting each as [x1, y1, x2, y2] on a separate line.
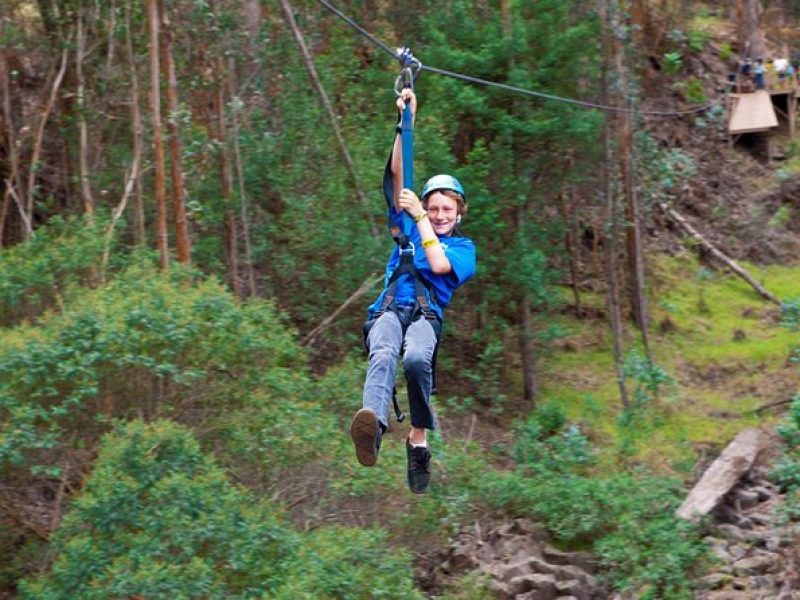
[394, 47, 421, 96]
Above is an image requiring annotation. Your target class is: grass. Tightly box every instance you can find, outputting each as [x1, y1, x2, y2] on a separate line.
[536, 253, 800, 475]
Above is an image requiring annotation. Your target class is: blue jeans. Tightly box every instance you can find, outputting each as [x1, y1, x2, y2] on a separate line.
[363, 309, 439, 431]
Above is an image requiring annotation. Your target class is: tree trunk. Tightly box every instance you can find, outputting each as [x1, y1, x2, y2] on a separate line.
[228, 58, 257, 297]
[125, 0, 146, 246]
[215, 78, 242, 296]
[612, 7, 651, 360]
[0, 28, 16, 245]
[558, 184, 583, 317]
[736, 0, 765, 59]
[278, 0, 379, 239]
[520, 294, 538, 404]
[147, 0, 169, 269]
[159, 0, 191, 264]
[598, 0, 629, 409]
[76, 0, 94, 221]
[242, 0, 262, 38]
[27, 43, 69, 227]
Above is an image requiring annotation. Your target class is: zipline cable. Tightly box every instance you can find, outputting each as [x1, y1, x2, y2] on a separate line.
[315, 0, 723, 117]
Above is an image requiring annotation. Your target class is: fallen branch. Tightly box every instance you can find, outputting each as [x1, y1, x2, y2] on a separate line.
[753, 398, 795, 415]
[658, 202, 781, 305]
[301, 274, 383, 346]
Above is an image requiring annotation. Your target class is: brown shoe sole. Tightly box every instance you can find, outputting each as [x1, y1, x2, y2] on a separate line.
[350, 408, 379, 467]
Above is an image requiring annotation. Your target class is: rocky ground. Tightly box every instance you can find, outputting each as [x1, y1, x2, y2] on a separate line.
[425, 517, 605, 600]
[421, 428, 800, 600]
[696, 466, 800, 599]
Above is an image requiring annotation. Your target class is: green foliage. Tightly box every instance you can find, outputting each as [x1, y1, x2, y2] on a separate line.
[772, 396, 800, 520]
[0, 217, 106, 326]
[0, 260, 317, 479]
[719, 42, 733, 62]
[663, 51, 684, 75]
[684, 77, 707, 104]
[768, 205, 792, 229]
[274, 527, 421, 600]
[769, 304, 800, 520]
[20, 419, 296, 599]
[474, 408, 705, 596]
[22, 420, 418, 599]
[462, 339, 509, 410]
[687, 29, 710, 53]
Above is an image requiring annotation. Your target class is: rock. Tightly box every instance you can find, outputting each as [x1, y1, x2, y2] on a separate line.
[448, 544, 479, 571]
[715, 524, 749, 543]
[566, 551, 598, 575]
[508, 573, 558, 599]
[499, 558, 535, 581]
[732, 554, 776, 576]
[707, 538, 731, 562]
[735, 489, 761, 510]
[676, 428, 769, 521]
[704, 591, 752, 599]
[698, 572, 731, 590]
[489, 579, 513, 600]
[555, 578, 590, 600]
[542, 545, 570, 565]
[498, 556, 557, 578]
[541, 547, 597, 575]
[737, 516, 754, 530]
[729, 544, 748, 560]
[731, 577, 749, 590]
[555, 565, 596, 588]
[765, 537, 781, 552]
[752, 485, 775, 501]
[512, 518, 552, 541]
[753, 574, 777, 590]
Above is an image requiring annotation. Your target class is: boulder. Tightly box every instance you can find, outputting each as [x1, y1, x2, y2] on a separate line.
[676, 428, 769, 521]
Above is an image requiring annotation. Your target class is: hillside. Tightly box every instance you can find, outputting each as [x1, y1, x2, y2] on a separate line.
[2, 1, 800, 599]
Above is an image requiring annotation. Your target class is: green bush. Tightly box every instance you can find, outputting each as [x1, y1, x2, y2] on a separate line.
[474, 410, 706, 596]
[21, 420, 418, 599]
[275, 527, 421, 599]
[0, 216, 106, 326]
[663, 52, 683, 75]
[20, 420, 297, 599]
[0, 260, 316, 479]
[685, 77, 707, 104]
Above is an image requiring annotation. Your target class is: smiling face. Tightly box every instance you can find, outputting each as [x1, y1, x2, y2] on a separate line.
[424, 191, 463, 237]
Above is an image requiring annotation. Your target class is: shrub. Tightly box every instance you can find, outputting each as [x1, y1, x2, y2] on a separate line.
[274, 527, 421, 599]
[0, 216, 106, 326]
[19, 420, 297, 599]
[663, 52, 683, 75]
[0, 260, 316, 480]
[21, 420, 419, 599]
[474, 410, 706, 596]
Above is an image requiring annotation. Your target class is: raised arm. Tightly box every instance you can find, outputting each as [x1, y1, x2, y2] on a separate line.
[390, 89, 416, 212]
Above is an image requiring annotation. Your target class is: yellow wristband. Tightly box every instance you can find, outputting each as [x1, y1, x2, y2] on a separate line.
[422, 238, 439, 249]
[413, 212, 428, 223]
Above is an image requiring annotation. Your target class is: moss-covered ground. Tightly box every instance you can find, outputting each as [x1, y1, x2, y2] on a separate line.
[537, 253, 800, 477]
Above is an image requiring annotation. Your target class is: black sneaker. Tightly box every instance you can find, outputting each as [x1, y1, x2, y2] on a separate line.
[406, 439, 431, 494]
[350, 408, 382, 467]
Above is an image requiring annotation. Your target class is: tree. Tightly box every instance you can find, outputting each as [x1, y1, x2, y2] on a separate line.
[146, 0, 169, 269]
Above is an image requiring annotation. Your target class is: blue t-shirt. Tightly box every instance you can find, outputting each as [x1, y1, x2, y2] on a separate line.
[368, 210, 476, 320]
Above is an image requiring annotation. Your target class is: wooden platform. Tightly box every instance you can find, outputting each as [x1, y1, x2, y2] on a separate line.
[728, 91, 779, 134]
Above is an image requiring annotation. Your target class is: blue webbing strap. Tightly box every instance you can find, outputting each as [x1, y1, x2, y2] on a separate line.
[397, 101, 415, 239]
